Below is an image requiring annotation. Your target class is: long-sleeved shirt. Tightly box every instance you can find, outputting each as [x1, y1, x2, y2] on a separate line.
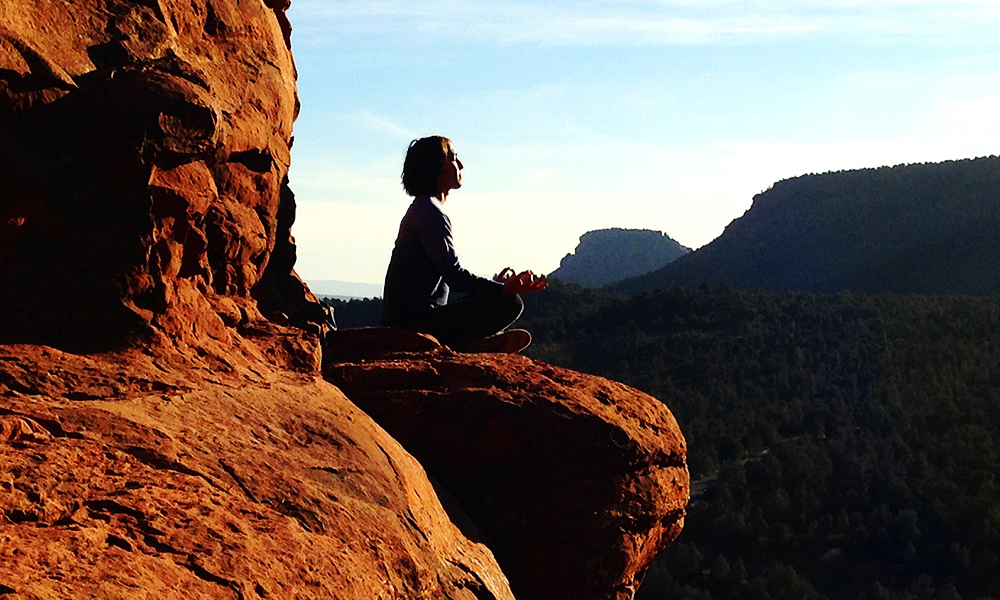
[380, 195, 502, 327]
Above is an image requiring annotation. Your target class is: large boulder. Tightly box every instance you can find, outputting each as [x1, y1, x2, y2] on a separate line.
[0, 0, 318, 350]
[325, 329, 690, 600]
[0, 342, 514, 600]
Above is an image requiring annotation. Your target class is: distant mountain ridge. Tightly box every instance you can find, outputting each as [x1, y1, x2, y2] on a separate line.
[307, 279, 383, 299]
[617, 156, 1000, 296]
[548, 228, 691, 287]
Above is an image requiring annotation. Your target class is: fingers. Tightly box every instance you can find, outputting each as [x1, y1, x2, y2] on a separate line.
[503, 270, 547, 294]
[494, 267, 516, 282]
[524, 273, 548, 292]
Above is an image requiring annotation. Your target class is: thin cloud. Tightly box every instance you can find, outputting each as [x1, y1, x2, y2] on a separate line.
[344, 111, 418, 139]
[289, 159, 399, 205]
[528, 168, 560, 185]
[493, 15, 822, 45]
[289, 0, 1000, 46]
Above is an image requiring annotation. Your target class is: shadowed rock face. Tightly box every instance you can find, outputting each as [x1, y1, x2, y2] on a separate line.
[325, 329, 690, 600]
[0, 0, 306, 350]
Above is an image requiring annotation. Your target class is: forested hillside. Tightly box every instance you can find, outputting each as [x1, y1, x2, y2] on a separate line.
[617, 156, 1000, 296]
[516, 282, 1000, 600]
[323, 280, 1000, 599]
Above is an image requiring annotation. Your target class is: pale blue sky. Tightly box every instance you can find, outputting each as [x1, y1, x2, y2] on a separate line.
[286, 0, 1000, 287]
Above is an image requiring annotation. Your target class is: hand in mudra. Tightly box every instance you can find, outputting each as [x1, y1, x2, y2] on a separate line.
[495, 267, 548, 295]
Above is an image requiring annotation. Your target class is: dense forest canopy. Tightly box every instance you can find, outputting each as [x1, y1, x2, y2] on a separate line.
[519, 282, 1000, 600]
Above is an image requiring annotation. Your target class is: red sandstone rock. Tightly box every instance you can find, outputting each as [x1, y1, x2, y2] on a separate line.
[0, 3, 517, 596]
[0, 1, 690, 597]
[322, 326, 443, 364]
[325, 329, 690, 600]
[0, 0, 317, 350]
[0, 342, 514, 600]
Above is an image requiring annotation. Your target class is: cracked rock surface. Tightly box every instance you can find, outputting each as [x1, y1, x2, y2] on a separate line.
[0, 341, 514, 600]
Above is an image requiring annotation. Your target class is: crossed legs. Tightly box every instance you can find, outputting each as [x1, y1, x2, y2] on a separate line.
[410, 293, 524, 351]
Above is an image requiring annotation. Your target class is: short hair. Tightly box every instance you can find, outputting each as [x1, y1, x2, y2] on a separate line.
[401, 136, 453, 197]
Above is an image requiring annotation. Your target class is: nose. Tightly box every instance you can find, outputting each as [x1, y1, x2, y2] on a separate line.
[457, 158, 464, 170]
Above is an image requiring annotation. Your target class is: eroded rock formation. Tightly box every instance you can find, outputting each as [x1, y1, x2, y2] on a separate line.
[0, 0, 317, 351]
[325, 329, 690, 600]
[0, 0, 689, 598]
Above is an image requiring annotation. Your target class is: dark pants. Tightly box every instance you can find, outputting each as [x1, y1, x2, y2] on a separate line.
[410, 293, 524, 351]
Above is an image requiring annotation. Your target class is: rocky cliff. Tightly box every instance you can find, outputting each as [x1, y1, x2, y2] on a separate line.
[0, 342, 514, 599]
[0, 0, 314, 351]
[549, 229, 690, 288]
[0, 1, 689, 598]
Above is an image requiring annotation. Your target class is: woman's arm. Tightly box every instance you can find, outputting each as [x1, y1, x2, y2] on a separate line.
[415, 200, 502, 295]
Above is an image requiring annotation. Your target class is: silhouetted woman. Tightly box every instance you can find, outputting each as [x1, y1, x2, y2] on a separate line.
[380, 136, 546, 353]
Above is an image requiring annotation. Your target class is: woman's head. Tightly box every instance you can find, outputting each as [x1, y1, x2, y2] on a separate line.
[401, 136, 462, 197]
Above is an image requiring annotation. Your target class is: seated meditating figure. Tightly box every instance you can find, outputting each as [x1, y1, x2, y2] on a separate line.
[380, 136, 547, 353]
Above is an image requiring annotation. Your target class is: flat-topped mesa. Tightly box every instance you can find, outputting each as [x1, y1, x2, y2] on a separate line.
[0, 0, 320, 354]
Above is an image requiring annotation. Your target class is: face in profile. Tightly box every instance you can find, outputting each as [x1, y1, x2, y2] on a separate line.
[437, 145, 464, 195]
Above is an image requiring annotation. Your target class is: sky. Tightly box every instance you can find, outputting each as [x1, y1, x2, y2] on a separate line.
[284, 0, 1000, 289]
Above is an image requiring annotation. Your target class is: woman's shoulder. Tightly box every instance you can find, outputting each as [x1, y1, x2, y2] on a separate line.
[414, 194, 444, 208]
[409, 195, 447, 219]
